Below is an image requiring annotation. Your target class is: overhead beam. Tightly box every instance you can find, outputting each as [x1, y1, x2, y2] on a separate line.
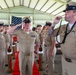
[0, 11, 51, 15]
[50, 5, 64, 14]
[34, 0, 40, 9]
[54, 10, 63, 16]
[22, 0, 24, 6]
[0, 6, 3, 9]
[19, 0, 21, 6]
[28, 0, 31, 7]
[61, 14, 65, 17]
[44, 2, 57, 12]
[39, 0, 49, 11]
[4, 0, 9, 8]
[0, 17, 51, 21]
[54, 0, 66, 4]
[12, 0, 15, 7]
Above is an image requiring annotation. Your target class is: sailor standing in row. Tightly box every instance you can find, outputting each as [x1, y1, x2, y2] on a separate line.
[7, 17, 39, 75]
[3, 24, 10, 66]
[49, 2, 76, 75]
[42, 22, 55, 75]
[0, 22, 6, 75]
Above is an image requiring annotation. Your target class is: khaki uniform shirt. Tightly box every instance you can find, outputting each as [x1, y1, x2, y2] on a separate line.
[0, 33, 6, 50]
[13, 29, 39, 53]
[36, 31, 41, 44]
[3, 32, 10, 49]
[53, 24, 76, 59]
[43, 30, 52, 46]
[41, 30, 46, 43]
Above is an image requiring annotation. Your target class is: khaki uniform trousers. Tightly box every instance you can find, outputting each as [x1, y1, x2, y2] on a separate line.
[5, 43, 9, 65]
[19, 52, 34, 75]
[0, 50, 5, 75]
[62, 56, 76, 75]
[43, 46, 53, 75]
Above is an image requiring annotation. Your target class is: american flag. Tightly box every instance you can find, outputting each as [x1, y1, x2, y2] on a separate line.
[11, 16, 22, 30]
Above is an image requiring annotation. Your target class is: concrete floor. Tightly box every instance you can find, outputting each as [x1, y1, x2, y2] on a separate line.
[4, 54, 62, 75]
[4, 58, 15, 75]
[39, 54, 62, 75]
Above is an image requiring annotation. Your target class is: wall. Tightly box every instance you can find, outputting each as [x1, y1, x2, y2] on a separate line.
[0, 6, 54, 27]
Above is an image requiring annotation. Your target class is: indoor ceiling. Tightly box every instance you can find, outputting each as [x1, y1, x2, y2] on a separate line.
[0, 0, 75, 16]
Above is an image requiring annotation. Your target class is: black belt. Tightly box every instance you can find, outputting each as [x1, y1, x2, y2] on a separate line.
[65, 58, 72, 63]
[44, 44, 47, 47]
[44, 44, 50, 47]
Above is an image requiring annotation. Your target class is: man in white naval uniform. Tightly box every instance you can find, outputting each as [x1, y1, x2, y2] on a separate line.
[49, 2, 76, 75]
[7, 17, 39, 75]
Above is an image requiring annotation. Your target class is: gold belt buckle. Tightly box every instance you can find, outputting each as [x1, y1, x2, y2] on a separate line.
[26, 53, 30, 56]
[44, 44, 47, 47]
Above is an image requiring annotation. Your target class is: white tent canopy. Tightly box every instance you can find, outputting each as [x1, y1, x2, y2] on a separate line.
[0, 0, 72, 16]
[0, 0, 75, 25]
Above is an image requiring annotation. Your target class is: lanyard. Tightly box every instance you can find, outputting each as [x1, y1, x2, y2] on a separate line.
[56, 21, 76, 44]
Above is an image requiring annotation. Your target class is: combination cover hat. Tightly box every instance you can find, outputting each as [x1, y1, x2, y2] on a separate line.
[63, 2, 76, 12]
[22, 17, 31, 23]
[45, 21, 52, 26]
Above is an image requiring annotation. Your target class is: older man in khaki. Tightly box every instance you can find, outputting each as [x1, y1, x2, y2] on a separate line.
[0, 22, 6, 75]
[8, 17, 39, 75]
[49, 2, 76, 75]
